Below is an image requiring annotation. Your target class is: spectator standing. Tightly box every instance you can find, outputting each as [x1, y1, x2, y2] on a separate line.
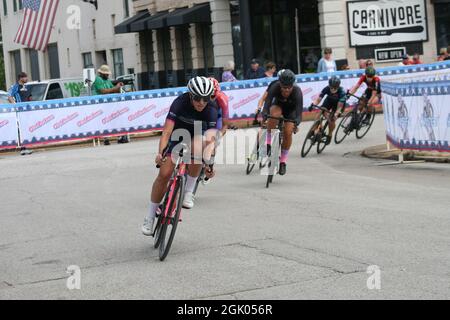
[317, 48, 337, 73]
[411, 53, 423, 65]
[7, 72, 33, 155]
[358, 59, 367, 69]
[245, 59, 265, 79]
[445, 46, 450, 60]
[222, 61, 237, 82]
[437, 48, 448, 61]
[366, 60, 374, 68]
[264, 61, 277, 78]
[92, 65, 127, 145]
[8, 72, 30, 104]
[398, 54, 412, 66]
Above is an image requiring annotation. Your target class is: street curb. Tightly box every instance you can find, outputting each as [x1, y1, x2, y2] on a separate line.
[362, 145, 450, 163]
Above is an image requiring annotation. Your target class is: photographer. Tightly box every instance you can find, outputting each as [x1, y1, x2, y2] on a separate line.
[92, 65, 128, 145]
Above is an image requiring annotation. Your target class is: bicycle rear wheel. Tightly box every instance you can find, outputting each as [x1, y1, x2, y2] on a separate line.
[158, 175, 185, 261]
[356, 109, 376, 139]
[301, 121, 319, 158]
[334, 112, 353, 144]
[317, 121, 330, 154]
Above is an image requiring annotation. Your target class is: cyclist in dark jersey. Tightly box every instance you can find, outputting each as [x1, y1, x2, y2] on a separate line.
[262, 69, 303, 176]
[349, 66, 381, 124]
[309, 76, 346, 144]
[142, 76, 218, 236]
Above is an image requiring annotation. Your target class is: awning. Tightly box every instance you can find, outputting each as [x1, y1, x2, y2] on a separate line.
[166, 3, 211, 26]
[131, 11, 169, 32]
[116, 4, 211, 34]
[114, 11, 150, 34]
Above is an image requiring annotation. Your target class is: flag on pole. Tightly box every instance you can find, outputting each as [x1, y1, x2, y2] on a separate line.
[13, 0, 60, 52]
[82, 0, 98, 10]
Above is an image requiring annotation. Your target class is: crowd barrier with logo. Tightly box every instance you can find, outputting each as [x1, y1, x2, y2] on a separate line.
[382, 79, 450, 153]
[1, 61, 450, 149]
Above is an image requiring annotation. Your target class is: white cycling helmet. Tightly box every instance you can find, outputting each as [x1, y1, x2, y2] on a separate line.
[188, 76, 214, 98]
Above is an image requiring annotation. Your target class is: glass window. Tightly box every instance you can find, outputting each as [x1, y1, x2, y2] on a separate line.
[29, 49, 40, 81]
[46, 83, 63, 100]
[123, 0, 129, 18]
[13, 0, 17, 12]
[230, 0, 243, 79]
[112, 49, 124, 77]
[11, 50, 22, 77]
[82, 52, 93, 68]
[179, 26, 193, 71]
[26, 83, 47, 101]
[18, 0, 22, 10]
[3, 0, 7, 16]
[47, 43, 60, 79]
[435, 4, 450, 53]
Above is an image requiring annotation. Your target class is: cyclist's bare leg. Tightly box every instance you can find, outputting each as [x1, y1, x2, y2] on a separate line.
[282, 122, 295, 150]
[151, 160, 176, 204]
[266, 105, 282, 146]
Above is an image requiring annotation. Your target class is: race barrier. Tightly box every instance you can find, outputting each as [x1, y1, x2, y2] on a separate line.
[1, 61, 450, 149]
[0, 108, 19, 149]
[381, 79, 450, 153]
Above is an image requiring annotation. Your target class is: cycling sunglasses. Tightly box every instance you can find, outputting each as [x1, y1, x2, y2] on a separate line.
[280, 85, 293, 90]
[191, 94, 211, 103]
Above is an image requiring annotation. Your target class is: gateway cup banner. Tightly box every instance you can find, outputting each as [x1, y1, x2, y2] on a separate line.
[382, 80, 450, 152]
[0, 110, 19, 148]
[347, 0, 428, 47]
[16, 94, 177, 145]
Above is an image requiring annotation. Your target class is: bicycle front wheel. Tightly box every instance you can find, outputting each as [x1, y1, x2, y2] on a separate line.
[356, 109, 376, 139]
[317, 121, 330, 154]
[334, 112, 353, 144]
[301, 121, 319, 158]
[159, 175, 186, 261]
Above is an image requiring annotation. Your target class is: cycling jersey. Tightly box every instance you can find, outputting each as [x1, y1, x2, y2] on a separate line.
[319, 86, 346, 111]
[357, 75, 382, 95]
[166, 93, 218, 137]
[212, 91, 229, 130]
[262, 81, 303, 125]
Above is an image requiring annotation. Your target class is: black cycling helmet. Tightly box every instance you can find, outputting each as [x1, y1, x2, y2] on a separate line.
[365, 67, 376, 77]
[328, 76, 341, 89]
[279, 69, 296, 86]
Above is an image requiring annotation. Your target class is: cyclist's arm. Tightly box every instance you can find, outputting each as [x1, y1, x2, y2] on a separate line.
[257, 91, 269, 111]
[216, 93, 230, 133]
[262, 85, 277, 115]
[203, 108, 219, 164]
[350, 77, 364, 95]
[158, 120, 174, 155]
[295, 87, 303, 126]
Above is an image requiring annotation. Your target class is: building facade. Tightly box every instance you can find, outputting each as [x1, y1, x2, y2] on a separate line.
[1, 0, 449, 91]
[0, 0, 140, 88]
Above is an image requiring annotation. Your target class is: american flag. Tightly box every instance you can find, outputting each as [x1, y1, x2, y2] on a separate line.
[14, 0, 60, 52]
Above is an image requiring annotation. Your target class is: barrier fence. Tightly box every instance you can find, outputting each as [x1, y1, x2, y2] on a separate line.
[1, 61, 450, 149]
[381, 79, 450, 153]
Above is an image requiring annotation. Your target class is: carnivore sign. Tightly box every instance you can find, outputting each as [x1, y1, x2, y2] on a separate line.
[347, 0, 427, 47]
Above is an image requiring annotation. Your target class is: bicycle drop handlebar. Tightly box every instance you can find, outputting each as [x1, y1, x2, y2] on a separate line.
[156, 143, 189, 168]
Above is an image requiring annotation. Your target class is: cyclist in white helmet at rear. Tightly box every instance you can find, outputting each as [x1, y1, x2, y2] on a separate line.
[141, 76, 218, 236]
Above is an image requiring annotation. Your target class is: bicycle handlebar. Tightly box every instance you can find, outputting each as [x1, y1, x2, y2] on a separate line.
[309, 104, 331, 113]
[265, 115, 297, 123]
[156, 143, 189, 168]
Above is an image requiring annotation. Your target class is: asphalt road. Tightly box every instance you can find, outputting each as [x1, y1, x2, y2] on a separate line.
[1, 116, 449, 300]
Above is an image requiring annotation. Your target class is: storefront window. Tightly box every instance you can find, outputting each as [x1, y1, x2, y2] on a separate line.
[435, 3, 450, 53]
[230, 0, 243, 79]
[248, 0, 320, 74]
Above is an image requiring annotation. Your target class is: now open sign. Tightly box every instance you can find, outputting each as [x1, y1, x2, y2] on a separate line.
[375, 47, 406, 63]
